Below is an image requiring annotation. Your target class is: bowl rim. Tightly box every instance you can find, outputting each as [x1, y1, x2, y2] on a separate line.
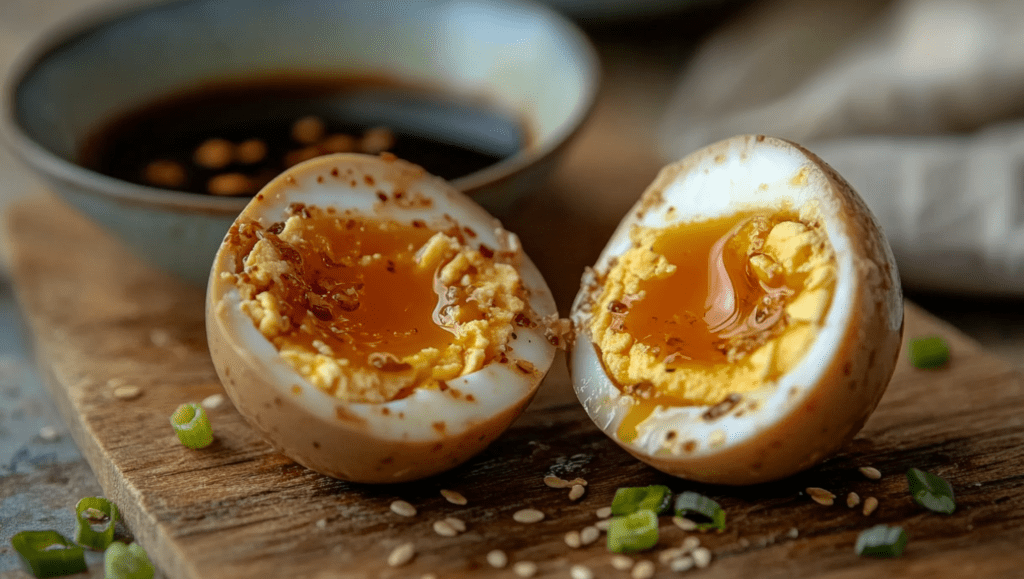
[0, 0, 601, 215]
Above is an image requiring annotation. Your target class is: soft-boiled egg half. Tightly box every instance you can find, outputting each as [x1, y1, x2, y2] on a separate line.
[206, 153, 559, 483]
[569, 135, 903, 485]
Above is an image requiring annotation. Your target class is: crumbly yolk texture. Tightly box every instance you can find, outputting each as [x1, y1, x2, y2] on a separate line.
[230, 206, 526, 403]
[590, 206, 836, 413]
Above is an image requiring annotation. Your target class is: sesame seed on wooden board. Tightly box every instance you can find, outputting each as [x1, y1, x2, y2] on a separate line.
[387, 542, 415, 567]
[486, 550, 508, 568]
[580, 526, 600, 545]
[390, 500, 417, 517]
[691, 547, 713, 568]
[860, 466, 883, 480]
[440, 489, 467, 505]
[513, 508, 545, 524]
[112, 384, 142, 400]
[569, 484, 586, 501]
[631, 560, 656, 579]
[433, 519, 458, 537]
[596, 506, 613, 519]
[610, 555, 634, 571]
[564, 530, 582, 548]
[847, 492, 861, 508]
[444, 516, 467, 533]
[863, 496, 879, 516]
[806, 487, 836, 506]
[570, 564, 594, 579]
[673, 516, 697, 531]
[512, 561, 538, 578]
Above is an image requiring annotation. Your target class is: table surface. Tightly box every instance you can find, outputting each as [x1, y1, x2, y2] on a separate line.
[1, 1, 1023, 578]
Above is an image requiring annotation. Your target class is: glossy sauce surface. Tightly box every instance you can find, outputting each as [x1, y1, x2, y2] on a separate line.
[613, 213, 793, 443]
[79, 76, 526, 195]
[259, 214, 450, 370]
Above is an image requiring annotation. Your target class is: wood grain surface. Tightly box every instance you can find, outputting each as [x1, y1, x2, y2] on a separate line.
[6, 36, 1024, 577]
[6, 187, 1024, 579]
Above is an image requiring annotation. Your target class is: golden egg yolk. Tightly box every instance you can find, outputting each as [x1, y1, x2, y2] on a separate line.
[588, 210, 837, 443]
[229, 205, 528, 403]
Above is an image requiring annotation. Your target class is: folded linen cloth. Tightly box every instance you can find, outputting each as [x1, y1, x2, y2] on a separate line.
[658, 0, 1024, 295]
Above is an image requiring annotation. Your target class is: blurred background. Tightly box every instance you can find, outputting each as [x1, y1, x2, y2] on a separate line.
[1, 0, 1023, 574]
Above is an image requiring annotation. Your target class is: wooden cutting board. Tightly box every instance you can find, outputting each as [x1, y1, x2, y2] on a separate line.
[7, 43, 1024, 575]
[7, 187, 1024, 579]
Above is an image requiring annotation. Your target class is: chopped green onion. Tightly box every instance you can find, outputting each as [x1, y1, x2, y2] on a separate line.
[607, 510, 659, 553]
[10, 530, 87, 578]
[170, 402, 213, 449]
[673, 491, 726, 531]
[105, 542, 155, 579]
[610, 485, 673, 516]
[74, 496, 118, 550]
[907, 468, 956, 514]
[908, 336, 950, 369]
[855, 524, 909, 557]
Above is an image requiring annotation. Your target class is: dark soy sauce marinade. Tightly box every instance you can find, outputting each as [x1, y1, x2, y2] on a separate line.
[78, 77, 527, 196]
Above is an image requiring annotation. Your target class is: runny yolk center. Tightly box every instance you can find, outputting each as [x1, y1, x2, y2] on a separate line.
[265, 215, 451, 368]
[621, 212, 791, 370]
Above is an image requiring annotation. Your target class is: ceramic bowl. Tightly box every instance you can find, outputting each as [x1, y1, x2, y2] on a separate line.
[2, 0, 599, 285]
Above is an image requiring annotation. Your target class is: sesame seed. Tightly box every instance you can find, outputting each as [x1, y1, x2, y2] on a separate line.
[691, 547, 713, 568]
[681, 536, 701, 552]
[610, 555, 634, 571]
[513, 508, 545, 524]
[580, 526, 600, 546]
[486, 549, 508, 568]
[786, 527, 799, 539]
[594, 519, 611, 531]
[513, 561, 538, 577]
[568, 477, 588, 487]
[670, 556, 695, 572]
[112, 384, 142, 400]
[315, 518, 326, 529]
[859, 466, 882, 480]
[863, 496, 879, 516]
[570, 564, 594, 579]
[659, 548, 687, 564]
[569, 484, 586, 501]
[38, 426, 58, 441]
[433, 519, 458, 537]
[846, 492, 861, 508]
[387, 542, 415, 567]
[441, 489, 467, 505]
[564, 530, 582, 548]
[390, 500, 417, 517]
[544, 475, 570, 488]
[631, 560, 655, 579]
[806, 487, 836, 506]
[201, 393, 226, 409]
[444, 516, 466, 533]
[672, 516, 697, 531]
[596, 506, 613, 519]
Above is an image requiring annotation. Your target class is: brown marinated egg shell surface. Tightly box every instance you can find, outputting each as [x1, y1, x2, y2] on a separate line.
[569, 135, 903, 485]
[206, 153, 558, 483]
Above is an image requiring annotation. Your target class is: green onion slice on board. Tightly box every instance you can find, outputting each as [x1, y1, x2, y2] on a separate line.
[610, 485, 673, 516]
[10, 530, 87, 578]
[855, 524, 909, 557]
[673, 491, 726, 531]
[907, 468, 956, 514]
[908, 336, 950, 369]
[105, 542, 155, 579]
[74, 496, 118, 550]
[607, 510, 659, 553]
[170, 402, 214, 449]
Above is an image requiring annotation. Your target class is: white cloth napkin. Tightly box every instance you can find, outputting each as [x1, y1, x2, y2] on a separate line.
[658, 0, 1024, 295]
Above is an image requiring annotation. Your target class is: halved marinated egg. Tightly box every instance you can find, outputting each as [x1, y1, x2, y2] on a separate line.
[569, 135, 903, 485]
[206, 153, 558, 483]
